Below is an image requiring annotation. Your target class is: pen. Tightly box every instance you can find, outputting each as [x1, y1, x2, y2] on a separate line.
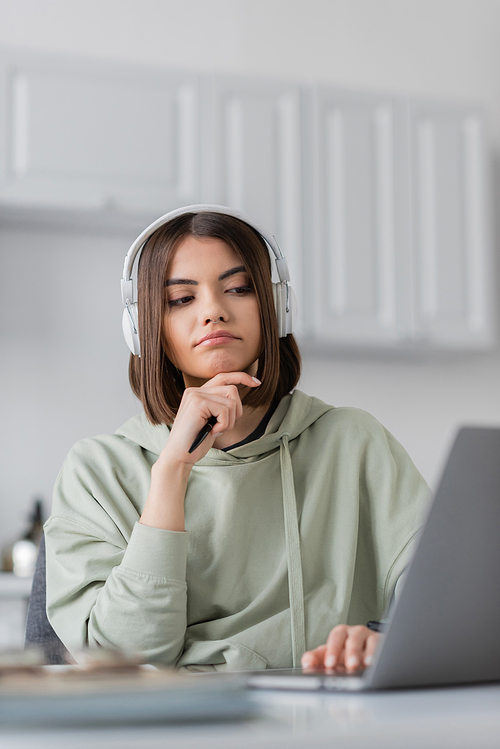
[188, 416, 218, 454]
[366, 621, 386, 633]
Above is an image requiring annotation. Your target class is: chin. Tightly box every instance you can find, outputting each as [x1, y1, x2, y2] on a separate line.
[204, 350, 247, 373]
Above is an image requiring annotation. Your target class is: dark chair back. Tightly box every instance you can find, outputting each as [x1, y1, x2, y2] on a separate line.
[25, 534, 67, 664]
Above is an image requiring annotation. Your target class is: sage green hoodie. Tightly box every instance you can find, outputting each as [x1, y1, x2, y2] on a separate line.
[45, 390, 430, 670]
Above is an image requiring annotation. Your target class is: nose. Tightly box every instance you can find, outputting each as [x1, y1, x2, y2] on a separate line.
[202, 300, 227, 326]
[200, 287, 228, 326]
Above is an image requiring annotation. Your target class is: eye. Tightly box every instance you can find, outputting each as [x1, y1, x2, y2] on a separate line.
[168, 295, 194, 307]
[227, 285, 253, 295]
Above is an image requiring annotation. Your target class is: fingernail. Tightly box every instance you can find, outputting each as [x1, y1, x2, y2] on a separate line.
[346, 656, 359, 669]
[252, 377, 261, 384]
[301, 656, 313, 667]
[325, 655, 336, 668]
[364, 655, 373, 666]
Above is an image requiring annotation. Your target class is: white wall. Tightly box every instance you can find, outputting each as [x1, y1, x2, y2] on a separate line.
[0, 226, 140, 545]
[0, 0, 499, 546]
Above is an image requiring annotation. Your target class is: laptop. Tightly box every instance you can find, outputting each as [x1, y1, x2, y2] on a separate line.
[247, 427, 500, 692]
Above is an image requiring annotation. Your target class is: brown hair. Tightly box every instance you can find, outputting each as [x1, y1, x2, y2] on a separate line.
[129, 212, 301, 424]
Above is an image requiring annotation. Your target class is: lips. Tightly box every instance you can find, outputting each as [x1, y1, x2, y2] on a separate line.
[196, 331, 239, 346]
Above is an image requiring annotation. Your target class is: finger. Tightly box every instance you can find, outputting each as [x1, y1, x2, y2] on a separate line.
[172, 392, 239, 456]
[212, 385, 244, 424]
[169, 375, 261, 461]
[188, 391, 240, 434]
[363, 632, 381, 667]
[188, 386, 243, 428]
[324, 625, 349, 669]
[211, 395, 239, 433]
[201, 372, 261, 391]
[343, 626, 371, 672]
[301, 645, 327, 670]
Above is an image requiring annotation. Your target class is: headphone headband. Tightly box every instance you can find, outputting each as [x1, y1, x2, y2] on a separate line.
[122, 204, 290, 290]
[121, 204, 295, 355]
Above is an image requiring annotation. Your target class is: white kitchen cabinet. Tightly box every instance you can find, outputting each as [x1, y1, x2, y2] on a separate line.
[0, 50, 200, 220]
[200, 76, 304, 331]
[303, 87, 494, 350]
[409, 101, 494, 348]
[303, 88, 411, 346]
[0, 46, 494, 350]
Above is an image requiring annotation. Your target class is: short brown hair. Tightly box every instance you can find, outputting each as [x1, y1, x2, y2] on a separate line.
[129, 212, 301, 424]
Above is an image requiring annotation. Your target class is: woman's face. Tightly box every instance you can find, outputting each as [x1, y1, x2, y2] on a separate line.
[163, 235, 262, 387]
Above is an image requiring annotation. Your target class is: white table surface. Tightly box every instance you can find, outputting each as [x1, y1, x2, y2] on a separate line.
[1, 682, 499, 749]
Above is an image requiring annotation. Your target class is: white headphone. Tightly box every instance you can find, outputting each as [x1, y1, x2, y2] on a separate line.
[121, 204, 296, 356]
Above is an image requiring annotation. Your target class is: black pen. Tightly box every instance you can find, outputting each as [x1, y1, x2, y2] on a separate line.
[366, 621, 386, 633]
[188, 416, 218, 454]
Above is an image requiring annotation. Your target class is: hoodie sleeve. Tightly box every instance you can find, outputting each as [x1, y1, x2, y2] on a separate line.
[313, 407, 432, 626]
[44, 436, 188, 665]
[353, 411, 431, 617]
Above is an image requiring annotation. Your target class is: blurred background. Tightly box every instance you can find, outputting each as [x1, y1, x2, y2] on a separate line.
[0, 0, 499, 584]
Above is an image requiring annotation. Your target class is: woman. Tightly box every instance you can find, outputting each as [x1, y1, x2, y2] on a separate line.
[45, 205, 430, 673]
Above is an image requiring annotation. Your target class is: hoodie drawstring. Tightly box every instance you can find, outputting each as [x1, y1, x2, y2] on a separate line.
[279, 433, 306, 668]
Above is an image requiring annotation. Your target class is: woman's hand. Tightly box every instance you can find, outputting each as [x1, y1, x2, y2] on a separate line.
[140, 371, 260, 533]
[159, 371, 261, 468]
[301, 625, 381, 673]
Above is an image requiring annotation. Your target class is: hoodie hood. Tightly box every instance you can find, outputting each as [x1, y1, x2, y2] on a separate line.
[115, 389, 335, 461]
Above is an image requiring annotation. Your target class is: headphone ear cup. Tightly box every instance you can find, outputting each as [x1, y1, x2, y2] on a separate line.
[272, 282, 279, 332]
[286, 285, 297, 335]
[122, 305, 141, 356]
[272, 282, 287, 337]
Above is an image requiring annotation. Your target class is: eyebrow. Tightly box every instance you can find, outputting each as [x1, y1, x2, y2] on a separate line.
[165, 265, 247, 286]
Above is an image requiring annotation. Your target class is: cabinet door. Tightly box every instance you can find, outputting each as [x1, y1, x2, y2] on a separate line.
[201, 77, 303, 331]
[0, 51, 200, 217]
[409, 102, 494, 348]
[306, 88, 411, 346]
